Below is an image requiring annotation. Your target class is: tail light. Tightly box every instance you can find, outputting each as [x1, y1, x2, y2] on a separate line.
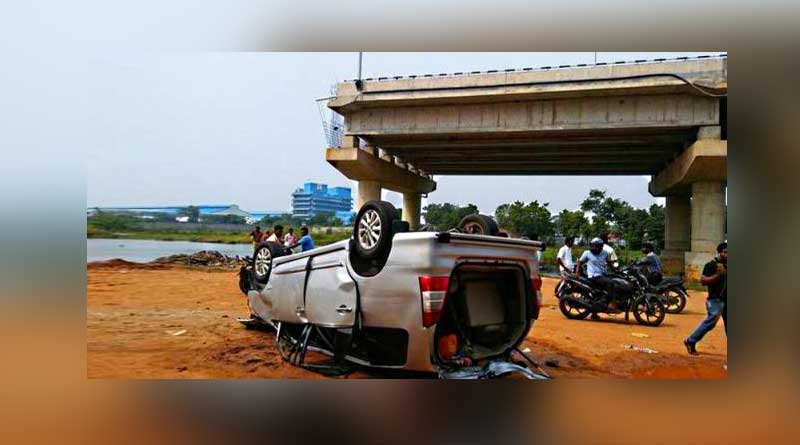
[419, 276, 449, 327]
[531, 277, 543, 308]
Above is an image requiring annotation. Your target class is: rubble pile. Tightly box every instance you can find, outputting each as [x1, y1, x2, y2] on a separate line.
[152, 250, 241, 267]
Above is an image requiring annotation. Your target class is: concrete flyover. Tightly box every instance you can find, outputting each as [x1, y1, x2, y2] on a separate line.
[325, 55, 727, 276]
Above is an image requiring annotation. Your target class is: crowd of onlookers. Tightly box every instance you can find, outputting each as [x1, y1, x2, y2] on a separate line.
[249, 225, 315, 253]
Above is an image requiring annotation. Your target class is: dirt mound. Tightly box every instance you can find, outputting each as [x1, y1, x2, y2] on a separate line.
[152, 250, 241, 268]
[87, 259, 167, 270]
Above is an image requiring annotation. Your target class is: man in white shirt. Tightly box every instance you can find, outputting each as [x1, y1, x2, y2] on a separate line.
[600, 233, 619, 269]
[556, 236, 575, 277]
[575, 238, 617, 312]
[266, 225, 284, 244]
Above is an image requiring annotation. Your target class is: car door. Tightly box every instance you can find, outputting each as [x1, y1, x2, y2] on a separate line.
[304, 247, 358, 328]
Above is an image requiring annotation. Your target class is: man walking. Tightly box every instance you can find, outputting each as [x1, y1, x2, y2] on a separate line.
[684, 242, 727, 355]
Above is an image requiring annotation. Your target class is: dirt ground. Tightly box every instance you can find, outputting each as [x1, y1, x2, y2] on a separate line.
[87, 262, 727, 379]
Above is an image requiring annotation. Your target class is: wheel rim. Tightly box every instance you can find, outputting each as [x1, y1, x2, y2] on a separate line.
[463, 221, 484, 234]
[358, 209, 382, 250]
[254, 247, 271, 278]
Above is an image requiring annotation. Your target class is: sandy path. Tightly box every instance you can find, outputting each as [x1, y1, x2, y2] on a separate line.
[87, 263, 726, 379]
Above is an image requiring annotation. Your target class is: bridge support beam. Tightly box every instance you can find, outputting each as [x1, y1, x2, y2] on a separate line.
[356, 180, 382, 211]
[661, 195, 691, 275]
[326, 147, 436, 213]
[685, 181, 726, 280]
[402, 192, 421, 230]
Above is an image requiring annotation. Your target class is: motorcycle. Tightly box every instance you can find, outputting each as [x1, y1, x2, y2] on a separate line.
[646, 273, 689, 314]
[557, 263, 666, 326]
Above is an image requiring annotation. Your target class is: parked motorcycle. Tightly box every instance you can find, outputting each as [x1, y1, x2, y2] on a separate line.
[649, 274, 689, 314]
[557, 264, 666, 326]
[636, 262, 689, 314]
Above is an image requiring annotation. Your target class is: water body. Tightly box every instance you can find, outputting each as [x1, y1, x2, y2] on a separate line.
[87, 238, 253, 263]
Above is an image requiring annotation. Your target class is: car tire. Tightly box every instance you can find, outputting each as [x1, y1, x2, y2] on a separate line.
[458, 214, 499, 236]
[253, 242, 282, 285]
[353, 200, 398, 260]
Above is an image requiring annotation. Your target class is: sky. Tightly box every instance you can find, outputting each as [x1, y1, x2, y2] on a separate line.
[86, 52, 720, 214]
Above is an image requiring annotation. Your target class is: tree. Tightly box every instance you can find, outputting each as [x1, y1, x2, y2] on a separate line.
[202, 214, 247, 225]
[423, 203, 479, 230]
[182, 206, 200, 223]
[578, 189, 666, 250]
[494, 200, 554, 239]
[553, 209, 591, 241]
[644, 204, 665, 250]
[309, 212, 343, 227]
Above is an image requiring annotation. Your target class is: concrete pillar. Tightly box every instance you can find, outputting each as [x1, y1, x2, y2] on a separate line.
[402, 192, 422, 230]
[341, 135, 360, 148]
[661, 195, 691, 275]
[356, 180, 382, 211]
[685, 181, 726, 280]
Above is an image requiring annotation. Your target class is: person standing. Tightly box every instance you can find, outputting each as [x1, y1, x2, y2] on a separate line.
[249, 226, 263, 248]
[266, 225, 284, 244]
[291, 226, 315, 252]
[556, 236, 575, 277]
[600, 233, 619, 269]
[284, 227, 297, 248]
[684, 242, 727, 355]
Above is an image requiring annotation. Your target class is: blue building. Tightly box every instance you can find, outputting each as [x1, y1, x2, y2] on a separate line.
[291, 182, 353, 223]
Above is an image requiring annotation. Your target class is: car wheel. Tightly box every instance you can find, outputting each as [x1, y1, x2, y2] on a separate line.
[458, 214, 499, 236]
[353, 200, 397, 260]
[253, 242, 282, 285]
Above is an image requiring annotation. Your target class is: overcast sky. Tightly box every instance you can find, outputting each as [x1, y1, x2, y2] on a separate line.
[86, 52, 719, 214]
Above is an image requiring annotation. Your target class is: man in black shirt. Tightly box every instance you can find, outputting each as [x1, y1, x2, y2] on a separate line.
[684, 242, 727, 355]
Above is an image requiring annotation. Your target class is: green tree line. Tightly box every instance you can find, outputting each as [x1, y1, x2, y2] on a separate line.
[422, 189, 665, 250]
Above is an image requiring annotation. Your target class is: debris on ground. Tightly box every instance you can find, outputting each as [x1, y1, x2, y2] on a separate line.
[176, 366, 188, 372]
[167, 329, 187, 336]
[631, 332, 650, 339]
[623, 344, 658, 354]
[87, 258, 167, 270]
[152, 250, 242, 268]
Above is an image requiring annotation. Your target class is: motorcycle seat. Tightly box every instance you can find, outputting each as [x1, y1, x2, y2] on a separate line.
[652, 278, 683, 291]
[659, 277, 683, 286]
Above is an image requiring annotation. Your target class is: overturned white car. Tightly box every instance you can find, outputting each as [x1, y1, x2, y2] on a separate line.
[240, 200, 548, 379]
